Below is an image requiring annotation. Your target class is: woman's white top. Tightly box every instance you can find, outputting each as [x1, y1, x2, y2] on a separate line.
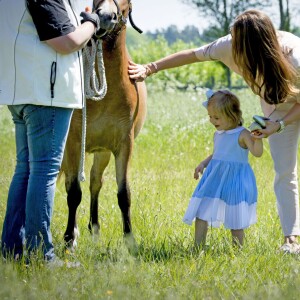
[0, 0, 93, 109]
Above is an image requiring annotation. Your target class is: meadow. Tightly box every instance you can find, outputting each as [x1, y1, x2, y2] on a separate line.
[1, 89, 300, 299]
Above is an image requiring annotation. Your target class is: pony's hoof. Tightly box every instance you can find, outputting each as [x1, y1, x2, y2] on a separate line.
[91, 224, 100, 235]
[124, 234, 138, 257]
[64, 227, 80, 252]
[65, 239, 77, 253]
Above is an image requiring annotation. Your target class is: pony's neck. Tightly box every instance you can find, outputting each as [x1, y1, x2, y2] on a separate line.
[103, 28, 127, 57]
[103, 29, 128, 71]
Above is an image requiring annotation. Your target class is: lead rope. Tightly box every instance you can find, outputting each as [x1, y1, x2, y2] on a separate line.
[79, 39, 107, 182]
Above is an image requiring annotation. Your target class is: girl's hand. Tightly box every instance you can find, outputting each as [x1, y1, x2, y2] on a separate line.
[251, 120, 280, 138]
[194, 163, 205, 180]
[128, 61, 148, 82]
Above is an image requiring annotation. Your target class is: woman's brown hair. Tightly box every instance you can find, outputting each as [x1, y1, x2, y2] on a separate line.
[231, 9, 299, 104]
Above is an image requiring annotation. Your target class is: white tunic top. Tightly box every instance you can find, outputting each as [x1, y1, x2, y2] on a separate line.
[0, 0, 93, 109]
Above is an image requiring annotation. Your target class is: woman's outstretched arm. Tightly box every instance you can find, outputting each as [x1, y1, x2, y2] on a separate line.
[128, 49, 199, 81]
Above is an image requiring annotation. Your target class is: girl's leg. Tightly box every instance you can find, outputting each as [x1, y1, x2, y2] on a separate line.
[268, 105, 300, 246]
[22, 105, 73, 261]
[1, 105, 29, 259]
[195, 218, 208, 247]
[231, 229, 244, 246]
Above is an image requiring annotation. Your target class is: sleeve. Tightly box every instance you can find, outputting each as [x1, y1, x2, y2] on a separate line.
[26, 0, 75, 41]
[193, 35, 232, 62]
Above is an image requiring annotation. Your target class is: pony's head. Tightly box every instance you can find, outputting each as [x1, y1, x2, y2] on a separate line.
[93, 0, 142, 38]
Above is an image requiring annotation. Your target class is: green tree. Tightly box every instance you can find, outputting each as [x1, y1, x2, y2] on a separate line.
[277, 0, 300, 33]
[182, 0, 271, 88]
[183, 0, 271, 36]
[181, 25, 202, 44]
[279, 0, 290, 30]
[126, 27, 150, 49]
[146, 25, 201, 45]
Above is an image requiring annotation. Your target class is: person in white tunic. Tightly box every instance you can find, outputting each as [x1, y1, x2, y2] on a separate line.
[128, 9, 300, 254]
[182, 90, 263, 246]
[0, 0, 105, 264]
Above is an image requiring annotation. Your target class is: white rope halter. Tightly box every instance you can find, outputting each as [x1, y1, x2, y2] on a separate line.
[78, 39, 107, 182]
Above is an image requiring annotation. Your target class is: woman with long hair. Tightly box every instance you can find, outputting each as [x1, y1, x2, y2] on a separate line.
[129, 10, 300, 254]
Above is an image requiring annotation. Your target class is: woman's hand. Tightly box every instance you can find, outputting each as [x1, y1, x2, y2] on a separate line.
[251, 120, 280, 138]
[128, 61, 148, 82]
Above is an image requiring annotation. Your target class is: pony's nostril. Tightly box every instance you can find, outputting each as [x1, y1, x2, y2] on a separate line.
[112, 12, 118, 22]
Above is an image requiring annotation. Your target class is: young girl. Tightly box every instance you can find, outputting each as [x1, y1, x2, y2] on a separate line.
[183, 90, 263, 246]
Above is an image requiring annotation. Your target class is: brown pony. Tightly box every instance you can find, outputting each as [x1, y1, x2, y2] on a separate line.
[61, 0, 146, 252]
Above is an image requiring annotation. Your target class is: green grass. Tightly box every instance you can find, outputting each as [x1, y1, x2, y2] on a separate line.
[1, 89, 300, 300]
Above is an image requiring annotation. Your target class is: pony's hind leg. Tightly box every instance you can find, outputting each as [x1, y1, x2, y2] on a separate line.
[61, 124, 83, 251]
[89, 151, 111, 235]
[64, 177, 82, 250]
[114, 138, 138, 255]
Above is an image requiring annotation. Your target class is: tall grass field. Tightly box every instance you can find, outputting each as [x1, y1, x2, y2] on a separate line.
[1, 89, 300, 299]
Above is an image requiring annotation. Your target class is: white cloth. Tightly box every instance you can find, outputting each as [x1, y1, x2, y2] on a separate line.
[0, 0, 92, 109]
[183, 197, 257, 229]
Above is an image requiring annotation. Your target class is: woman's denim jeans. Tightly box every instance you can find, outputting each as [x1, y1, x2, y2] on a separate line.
[1, 104, 73, 261]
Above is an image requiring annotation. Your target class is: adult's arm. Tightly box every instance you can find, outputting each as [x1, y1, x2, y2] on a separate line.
[45, 22, 95, 54]
[128, 35, 232, 81]
[257, 103, 300, 137]
[152, 49, 200, 70]
[26, 0, 96, 54]
[128, 49, 199, 81]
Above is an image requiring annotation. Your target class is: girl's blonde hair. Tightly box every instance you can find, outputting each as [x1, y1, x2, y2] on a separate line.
[207, 90, 243, 126]
[231, 9, 299, 104]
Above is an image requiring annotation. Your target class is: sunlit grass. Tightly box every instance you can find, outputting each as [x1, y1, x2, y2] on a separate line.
[1, 89, 300, 299]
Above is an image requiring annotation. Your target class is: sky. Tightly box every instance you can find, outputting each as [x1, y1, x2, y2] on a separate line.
[131, 0, 205, 32]
[130, 0, 300, 33]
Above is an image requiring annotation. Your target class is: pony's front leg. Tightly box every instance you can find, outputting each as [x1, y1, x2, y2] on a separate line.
[89, 151, 111, 235]
[64, 177, 82, 250]
[115, 138, 138, 255]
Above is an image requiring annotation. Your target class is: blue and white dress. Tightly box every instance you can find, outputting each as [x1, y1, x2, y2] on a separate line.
[183, 127, 257, 229]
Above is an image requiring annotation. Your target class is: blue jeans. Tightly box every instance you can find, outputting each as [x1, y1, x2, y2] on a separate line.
[1, 104, 73, 261]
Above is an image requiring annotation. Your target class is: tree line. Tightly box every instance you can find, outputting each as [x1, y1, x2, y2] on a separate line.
[126, 0, 300, 92]
[147, 0, 300, 46]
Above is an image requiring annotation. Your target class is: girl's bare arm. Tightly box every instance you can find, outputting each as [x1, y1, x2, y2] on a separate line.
[194, 154, 213, 179]
[239, 130, 263, 157]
